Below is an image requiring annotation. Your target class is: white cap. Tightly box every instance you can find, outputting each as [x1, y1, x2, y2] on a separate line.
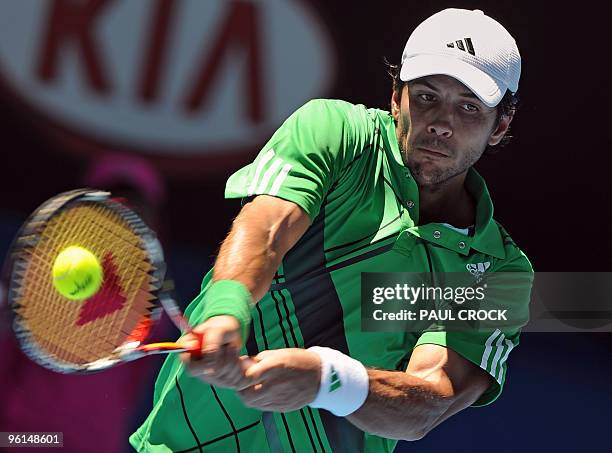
[400, 9, 521, 107]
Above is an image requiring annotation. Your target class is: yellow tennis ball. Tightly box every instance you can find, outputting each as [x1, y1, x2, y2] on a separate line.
[52, 246, 103, 300]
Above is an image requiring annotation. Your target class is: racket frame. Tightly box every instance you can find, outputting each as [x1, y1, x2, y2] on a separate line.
[7, 189, 191, 373]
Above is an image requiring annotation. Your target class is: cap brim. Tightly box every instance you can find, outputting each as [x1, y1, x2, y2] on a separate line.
[400, 54, 504, 107]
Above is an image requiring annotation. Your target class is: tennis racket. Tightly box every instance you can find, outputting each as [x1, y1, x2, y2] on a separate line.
[4, 189, 201, 373]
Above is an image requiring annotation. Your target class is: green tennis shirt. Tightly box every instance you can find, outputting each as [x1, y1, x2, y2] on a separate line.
[131, 99, 533, 453]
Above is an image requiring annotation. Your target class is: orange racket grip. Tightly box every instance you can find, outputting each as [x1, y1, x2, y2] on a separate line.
[189, 331, 204, 360]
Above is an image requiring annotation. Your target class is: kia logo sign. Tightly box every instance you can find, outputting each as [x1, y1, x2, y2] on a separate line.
[0, 0, 334, 172]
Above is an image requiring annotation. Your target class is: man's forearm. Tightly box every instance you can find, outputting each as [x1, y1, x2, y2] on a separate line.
[212, 196, 310, 303]
[213, 204, 281, 303]
[346, 368, 454, 441]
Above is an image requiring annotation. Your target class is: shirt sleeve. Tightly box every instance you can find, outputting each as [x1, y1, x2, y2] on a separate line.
[225, 99, 359, 221]
[415, 249, 534, 407]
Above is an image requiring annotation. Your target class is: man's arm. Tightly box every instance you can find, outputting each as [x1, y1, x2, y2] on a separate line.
[179, 195, 310, 387]
[238, 345, 491, 441]
[347, 344, 492, 440]
[213, 194, 311, 303]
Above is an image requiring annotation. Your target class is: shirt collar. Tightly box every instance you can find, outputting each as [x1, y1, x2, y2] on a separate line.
[464, 168, 506, 260]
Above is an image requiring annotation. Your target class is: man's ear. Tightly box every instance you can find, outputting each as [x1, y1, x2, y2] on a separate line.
[488, 112, 514, 146]
[391, 88, 401, 121]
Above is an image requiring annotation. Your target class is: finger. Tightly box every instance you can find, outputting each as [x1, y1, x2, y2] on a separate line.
[186, 329, 230, 373]
[180, 351, 209, 377]
[219, 326, 241, 348]
[180, 352, 214, 377]
[253, 349, 278, 361]
[177, 329, 207, 366]
[176, 332, 201, 350]
[190, 344, 247, 389]
[214, 344, 244, 385]
[239, 355, 258, 368]
[223, 356, 255, 388]
[239, 383, 289, 411]
[238, 383, 266, 407]
[179, 339, 223, 377]
[189, 331, 204, 359]
[199, 316, 242, 348]
[200, 325, 235, 355]
[238, 382, 264, 397]
[243, 357, 282, 382]
[178, 321, 240, 378]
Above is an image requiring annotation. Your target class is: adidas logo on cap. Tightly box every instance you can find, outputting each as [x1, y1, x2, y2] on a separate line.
[446, 38, 475, 55]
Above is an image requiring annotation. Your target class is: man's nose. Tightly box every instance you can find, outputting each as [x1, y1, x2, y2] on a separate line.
[426, 108, 453, 138]
[427, 123, 452, 137]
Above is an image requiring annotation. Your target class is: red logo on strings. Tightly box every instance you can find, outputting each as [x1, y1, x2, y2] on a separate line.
[76, 252, 126, 325]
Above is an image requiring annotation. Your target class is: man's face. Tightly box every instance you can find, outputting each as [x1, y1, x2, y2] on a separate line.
[391, 74, 513, 188]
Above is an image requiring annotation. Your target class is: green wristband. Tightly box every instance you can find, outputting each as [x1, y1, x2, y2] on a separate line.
[201, 280, 253, 342]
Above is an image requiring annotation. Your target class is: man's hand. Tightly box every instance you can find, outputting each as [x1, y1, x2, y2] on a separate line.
[178, 315, 251, 389]
[237, 348, 321, 412]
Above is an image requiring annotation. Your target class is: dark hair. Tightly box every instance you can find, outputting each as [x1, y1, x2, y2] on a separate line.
[385, 59, 519, 149]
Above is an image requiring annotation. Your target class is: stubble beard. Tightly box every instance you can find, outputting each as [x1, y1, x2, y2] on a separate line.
[398, 115, 481, 190]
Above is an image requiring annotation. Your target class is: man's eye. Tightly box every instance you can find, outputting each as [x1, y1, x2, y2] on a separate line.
[462, 103, 479, 112]
[419, 94, 435, 102]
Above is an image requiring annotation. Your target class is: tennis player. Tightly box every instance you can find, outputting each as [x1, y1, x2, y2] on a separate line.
[131, 8, 533, 452]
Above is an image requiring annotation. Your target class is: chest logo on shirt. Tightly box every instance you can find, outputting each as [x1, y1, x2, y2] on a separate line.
[466, 262, 491, 282]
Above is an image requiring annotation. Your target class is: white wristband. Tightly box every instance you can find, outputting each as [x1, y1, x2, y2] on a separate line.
[307, 346, 369, 417]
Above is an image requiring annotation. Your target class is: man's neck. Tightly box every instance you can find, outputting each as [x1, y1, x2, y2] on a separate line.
[417, 172, 475, 228]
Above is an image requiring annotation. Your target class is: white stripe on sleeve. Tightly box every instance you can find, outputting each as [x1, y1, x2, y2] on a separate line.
[256, 158, 283, 194]
[496, 339, 515, 383]
[247, 148, 275, 196]
[269, 164, 293, 196]
[480, 329, 502, 369]
[489, 333, 507, 377]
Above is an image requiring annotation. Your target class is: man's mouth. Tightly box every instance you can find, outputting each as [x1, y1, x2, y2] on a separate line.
[416, 147, 450, 158]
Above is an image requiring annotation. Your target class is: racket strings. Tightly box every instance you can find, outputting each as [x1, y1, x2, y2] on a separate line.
[14, 201, 158, 368]
[19, 206, 107, 361]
